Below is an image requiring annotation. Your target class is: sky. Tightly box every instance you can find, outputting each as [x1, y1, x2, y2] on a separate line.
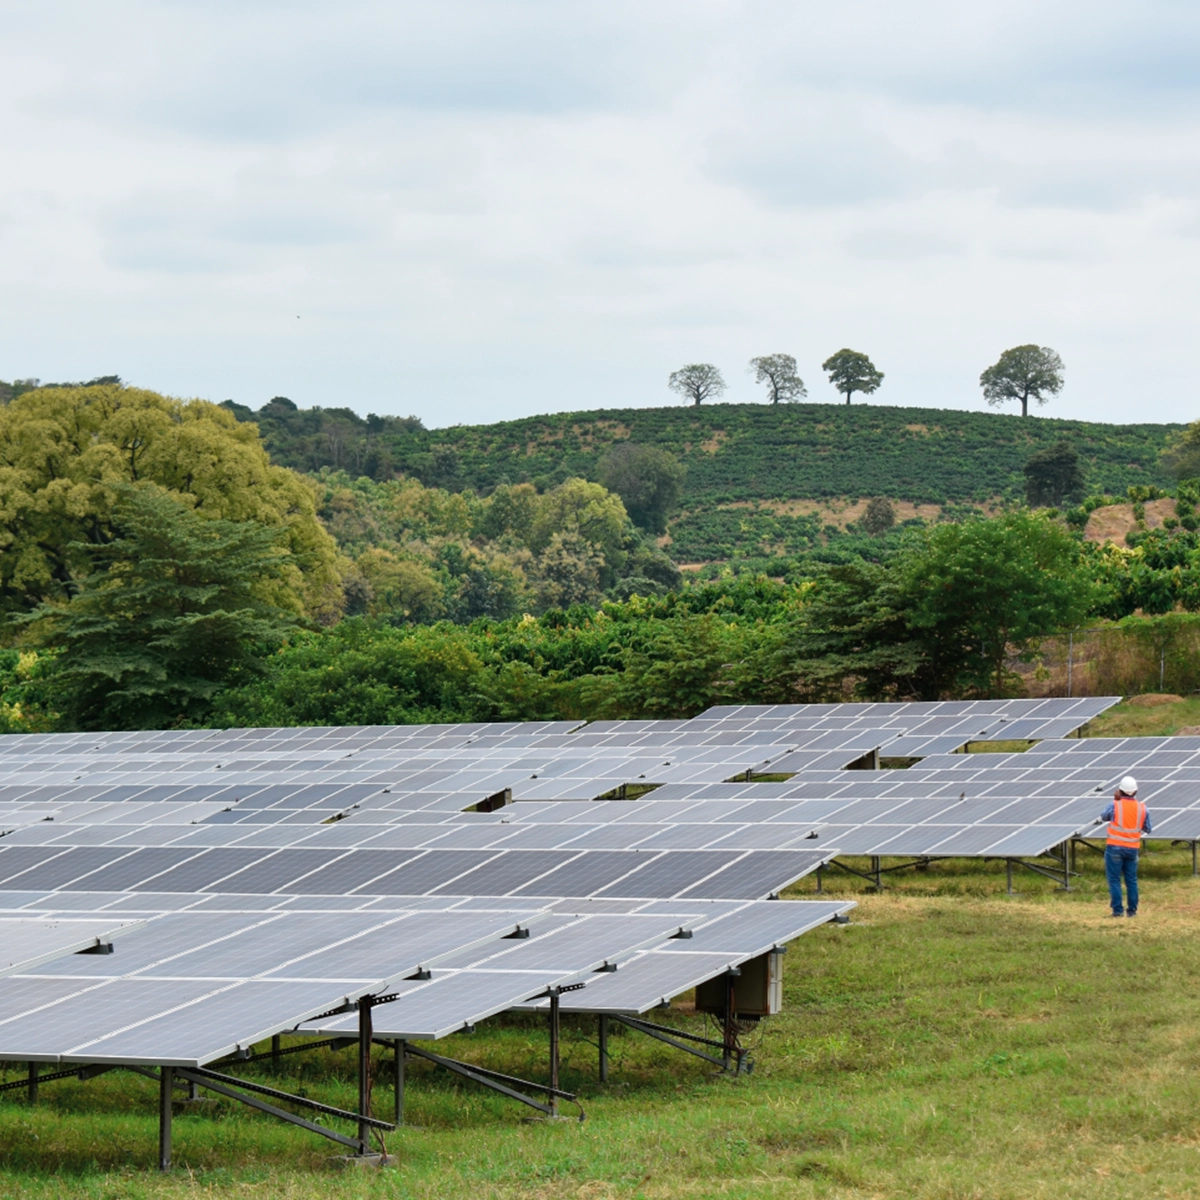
[2, 0, 1199, 428]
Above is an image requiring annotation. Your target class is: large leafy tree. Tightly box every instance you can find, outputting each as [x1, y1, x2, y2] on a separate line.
[821, 349, 883, 404]
[1161, 420, 1200, 480]
[668, 363, 726, 406]
[1023, 440, 1085, 508]
[597, 442, 685, 534]
[27, 487, 305, 730]
[748, 354, 806, 404]
[529, 478, 629, 584]
[979, 345, 1064, 417]
[0, 382, 341, 620]
[901, 511, 1096, 695]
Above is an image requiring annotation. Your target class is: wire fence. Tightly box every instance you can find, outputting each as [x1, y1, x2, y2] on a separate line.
[1017, 615, 1200, 699]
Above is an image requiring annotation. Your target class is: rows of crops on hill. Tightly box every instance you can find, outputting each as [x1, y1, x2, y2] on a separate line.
[391, 404, 1177, 506]
[221, 399, 1178, 510]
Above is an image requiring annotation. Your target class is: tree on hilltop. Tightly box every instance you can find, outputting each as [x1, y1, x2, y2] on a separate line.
[980, 345, 1064, 417]
[748, 354, 806, 404]
[822, 349, 883, 404]
[668, 363, 726, 406]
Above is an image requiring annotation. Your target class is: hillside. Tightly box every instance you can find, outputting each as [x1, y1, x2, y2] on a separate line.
[222, 399, 1180, 564]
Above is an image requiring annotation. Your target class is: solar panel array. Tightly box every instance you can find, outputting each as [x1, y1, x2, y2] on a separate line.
[0, 697, 1141, 1079]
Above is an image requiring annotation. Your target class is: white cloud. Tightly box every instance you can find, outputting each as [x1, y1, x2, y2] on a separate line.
[1, 0, 1199, 425]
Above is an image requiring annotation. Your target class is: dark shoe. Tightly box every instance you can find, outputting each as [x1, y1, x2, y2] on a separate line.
[1127, 911, 1137, 918]
[1108, 911, 1124, 917]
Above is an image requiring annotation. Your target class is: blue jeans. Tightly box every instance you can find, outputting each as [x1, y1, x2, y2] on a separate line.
[1105, 846, 1139, 914]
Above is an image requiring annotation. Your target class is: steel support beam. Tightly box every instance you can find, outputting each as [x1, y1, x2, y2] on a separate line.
[607, 1014, 748, 1073]
[403, 1043, 581, 1119]
[722, 973, 736, 1072]
[176, 1068, 366, 1152]
[158, 1066, 173, 1172]
[598, 1015, 609, 1084]
[548, 991, 560, 1118]
[358, 997, 373, 1153]
[393, 1040, 405, 1127]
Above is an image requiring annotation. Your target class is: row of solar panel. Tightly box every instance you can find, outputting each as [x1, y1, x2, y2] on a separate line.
[0, 843, 829, 901]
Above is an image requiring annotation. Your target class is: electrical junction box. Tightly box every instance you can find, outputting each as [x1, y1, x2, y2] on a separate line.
[694, 951, 783, 1019]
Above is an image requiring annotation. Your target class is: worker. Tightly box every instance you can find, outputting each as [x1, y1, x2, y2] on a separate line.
[1100, 775, 1151, 918]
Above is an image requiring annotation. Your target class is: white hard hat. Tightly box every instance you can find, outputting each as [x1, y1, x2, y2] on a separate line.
[1120, 775, 1138, 795]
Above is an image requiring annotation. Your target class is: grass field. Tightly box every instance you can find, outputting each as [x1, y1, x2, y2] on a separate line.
[1082, 696, 1200, 740]
[3, 846, 1199, 1199]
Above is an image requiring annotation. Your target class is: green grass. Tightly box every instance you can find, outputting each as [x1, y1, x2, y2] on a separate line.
[1082, 696, 1200, 739]
[3, 848, 1199, 1198]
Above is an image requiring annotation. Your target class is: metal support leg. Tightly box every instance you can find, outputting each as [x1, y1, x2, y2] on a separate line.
[815, 864, 824, 894]
[26, 1062, 38, 1105]
[357, 999, 373, 1154]
[872, 856, 882, 891]
[1006, 859, 1014, 895]
[394, 1040, 404, 1127]
[1193, 842, 1198, 877]
[722, 973, 735, 1073]
[1061, 843, 1070, 891]
[598, 1014, 609, 1083]
[271, 1034, 281, 1069]
[159, 1066, 173, 1172]
[549, 991, 561, 1117]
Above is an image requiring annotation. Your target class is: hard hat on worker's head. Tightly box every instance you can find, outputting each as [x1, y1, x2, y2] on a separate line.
[1119, 775, 1138, 796]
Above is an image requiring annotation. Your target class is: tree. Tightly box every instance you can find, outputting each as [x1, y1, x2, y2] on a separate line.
[861, 497, 896, 535]
[597, 443, 686, 534]
[821, 350, 884, 404]
[902, 511, 1096, 695]
[1024, 440, 1085, 508]
[27, 486, 304, 730]
[668, 364, 726, 406]
[349, 549, 445, 622]
[1161, 421, 1200, 480]
[529, 478, 629, 583]
[979, 345, 1064, 417]
[0, 381, 341, 621]
[748, 354, 806, 404]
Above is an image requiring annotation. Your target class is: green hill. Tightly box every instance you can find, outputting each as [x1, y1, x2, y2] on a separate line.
[222, 399, 1180, 564]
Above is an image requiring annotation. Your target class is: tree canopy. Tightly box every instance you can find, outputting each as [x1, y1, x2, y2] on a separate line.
[26, 486, 304, 730]
[668, 364, 726, 406]
[0, 382, 341, 621]
[821, 350, 884, 404]
[748, 355, 806, 404]
[980, 345, 1064, 417]
[1024, 440, 1085, 508]
[597, 442, 686, 534]
[861, 497, 896, 535]
[1161, 420, 1200, 480]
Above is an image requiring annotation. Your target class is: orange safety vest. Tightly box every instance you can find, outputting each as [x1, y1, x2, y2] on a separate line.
[1107, 795, 1147, 849]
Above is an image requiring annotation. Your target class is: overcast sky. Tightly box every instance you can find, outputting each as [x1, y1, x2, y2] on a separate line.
[2, 1, 1198, 427]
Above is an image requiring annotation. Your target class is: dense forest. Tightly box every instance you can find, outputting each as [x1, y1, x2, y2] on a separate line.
[2, 378, 1200, 734]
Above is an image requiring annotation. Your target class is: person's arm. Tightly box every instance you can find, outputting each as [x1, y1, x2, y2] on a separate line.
[1142, 809, 1152, 836]
[1101, 803, 1114, 823]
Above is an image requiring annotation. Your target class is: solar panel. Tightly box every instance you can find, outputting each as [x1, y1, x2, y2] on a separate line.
[0, 909, 543, 1066]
